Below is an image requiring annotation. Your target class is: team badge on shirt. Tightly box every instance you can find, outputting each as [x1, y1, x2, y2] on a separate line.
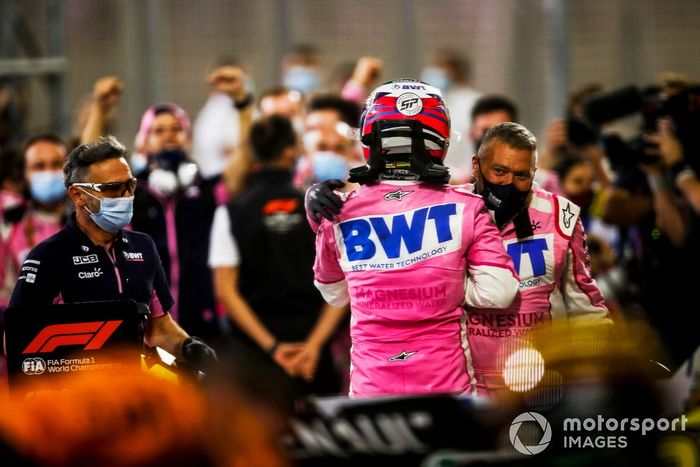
[384, 188, 413, 201]
[262, 198, 302, 233]
[388, 350, 417, 362]
[561, 203, 576, 229]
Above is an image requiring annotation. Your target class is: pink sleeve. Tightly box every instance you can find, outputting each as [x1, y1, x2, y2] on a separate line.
[313, 221, 344, 284]
[466, 200, 517, 276]
[149, 289, 167, 318]
[313, 221, 349, 307]
[214, 180, 230, 206]
[464, 200, 519, 308]
[562, 218, 610, 321]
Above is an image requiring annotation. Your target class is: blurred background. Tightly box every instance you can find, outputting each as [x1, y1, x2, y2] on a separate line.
[2, 0, 699, 146]
[3, 3, 700, 465]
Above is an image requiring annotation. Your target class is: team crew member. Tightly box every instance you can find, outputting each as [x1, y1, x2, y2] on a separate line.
[81, 76, 239, 340]
[8, 137, 215, 365]
[462, 123, 610, 395]
[312, 79, 518, 398]
[308, 122, 610, 397]
[0, 134, 70, 309]
[209, 115, 345, 396]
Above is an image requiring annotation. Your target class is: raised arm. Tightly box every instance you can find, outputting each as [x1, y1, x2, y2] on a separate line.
[80, 76, 124, 144]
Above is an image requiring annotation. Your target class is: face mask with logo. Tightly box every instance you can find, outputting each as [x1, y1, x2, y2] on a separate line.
[420, 66, 452, 94]
[477, 165, 530, 229]
[29, 171, 66, 204]
[283, 66, 321, 94]
[311, 151, 348, 182]
[80, 189, 134, 233]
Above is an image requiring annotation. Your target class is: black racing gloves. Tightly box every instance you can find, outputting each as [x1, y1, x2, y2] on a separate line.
[305, 179, 345, 223]
[181, 336, 217, 371]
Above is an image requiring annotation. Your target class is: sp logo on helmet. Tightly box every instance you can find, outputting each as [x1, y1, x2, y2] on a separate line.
[396, 92, 423, 116]
[22, 357, 46, 375]
[509, 412, 552, 455]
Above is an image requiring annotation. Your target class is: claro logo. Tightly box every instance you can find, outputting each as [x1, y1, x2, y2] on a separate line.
[78, 267, 103, 279]
[22, 320, 123, 354]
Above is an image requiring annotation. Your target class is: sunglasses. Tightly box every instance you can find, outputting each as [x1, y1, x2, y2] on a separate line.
[72, 178, 137, 197]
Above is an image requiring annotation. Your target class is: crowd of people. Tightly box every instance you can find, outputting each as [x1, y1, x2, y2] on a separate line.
[1, 45, 699, 406]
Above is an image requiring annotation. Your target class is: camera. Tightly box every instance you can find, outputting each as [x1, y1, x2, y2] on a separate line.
[573, 83, 700, 168]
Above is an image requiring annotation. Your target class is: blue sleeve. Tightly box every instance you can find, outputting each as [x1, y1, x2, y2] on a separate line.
[8, 244, 61, 308]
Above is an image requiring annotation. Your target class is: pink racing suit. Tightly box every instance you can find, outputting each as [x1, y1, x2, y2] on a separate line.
[463, 184, 610, 396]
[313, 181, 518, 398]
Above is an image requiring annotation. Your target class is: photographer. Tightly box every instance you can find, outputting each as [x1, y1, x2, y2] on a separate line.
[537, 83, 614, 193]
[651, 117, 700, 215]
[589, 77, 700, 365]
[638, 119, 688, 247]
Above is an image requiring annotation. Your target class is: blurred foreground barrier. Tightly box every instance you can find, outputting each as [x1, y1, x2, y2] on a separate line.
[283, 321, 700, 466]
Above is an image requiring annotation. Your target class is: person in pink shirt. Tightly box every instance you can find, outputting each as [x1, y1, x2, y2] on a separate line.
[312, 79, 519, 398]
[0, 134, 69, 310]
[463, 122, 610, 396]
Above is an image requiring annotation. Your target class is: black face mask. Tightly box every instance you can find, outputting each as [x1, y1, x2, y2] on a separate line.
[153, 148, 187, 172]
[3, 203, 25, 223]
[477, 164, 530, 229]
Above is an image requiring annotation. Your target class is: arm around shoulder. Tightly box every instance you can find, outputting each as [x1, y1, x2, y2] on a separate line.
[464, 200, 519, 308]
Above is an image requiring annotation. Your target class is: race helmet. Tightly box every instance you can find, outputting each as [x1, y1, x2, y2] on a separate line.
[349, 79, 451, 184]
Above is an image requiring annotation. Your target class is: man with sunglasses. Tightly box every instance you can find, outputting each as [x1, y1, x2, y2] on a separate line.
[8, 137, 216, 369]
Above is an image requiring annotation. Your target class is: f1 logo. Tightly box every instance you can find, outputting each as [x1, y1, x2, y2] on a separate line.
[22, 320, 123, 354]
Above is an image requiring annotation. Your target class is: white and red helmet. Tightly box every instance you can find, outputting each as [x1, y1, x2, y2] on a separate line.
[359, 79, 450, 162]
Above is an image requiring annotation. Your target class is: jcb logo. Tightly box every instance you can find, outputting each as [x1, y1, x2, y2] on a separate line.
[73, 254, 98, 265]
[22, 320, 123, 354]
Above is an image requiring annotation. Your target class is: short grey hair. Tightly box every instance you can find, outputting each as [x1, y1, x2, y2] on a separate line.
[63, 136, 129, 187]
[477, 122, 538, 163]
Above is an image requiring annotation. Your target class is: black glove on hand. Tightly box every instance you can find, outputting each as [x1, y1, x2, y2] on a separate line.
[305, 179, 345, 223]
[181, 336, 217, 370]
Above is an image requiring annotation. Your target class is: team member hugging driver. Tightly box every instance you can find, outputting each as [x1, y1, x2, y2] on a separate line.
[312, 79, 518, 397]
